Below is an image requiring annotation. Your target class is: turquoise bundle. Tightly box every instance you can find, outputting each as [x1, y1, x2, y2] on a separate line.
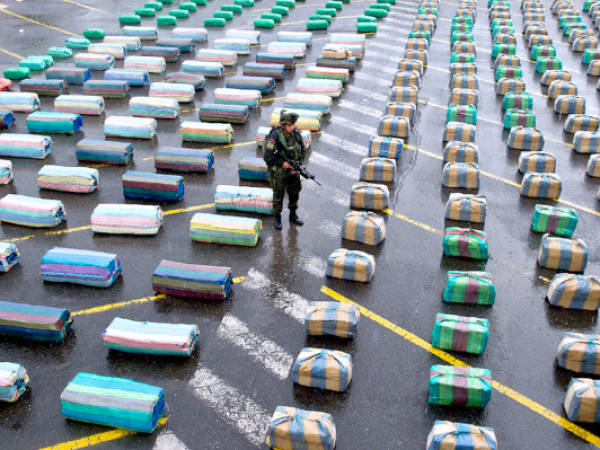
[104, 116, 157, 139]
[428, 365, 492, 407]
[0, 300, 72, 342]
[238, 156, 268, 181]
[26, 112, 83, 135]
[45, 67, 91, 85]
[74, 53, 115, 71]
[155, 147, 214, 173]
[104, 69, 149, 87]
[0, 133, 51, 159]
[76, 139, 133, 165]
[41, 247, 122, 287]
[214, 185, 273, 214]
[122, 170, 184, 201]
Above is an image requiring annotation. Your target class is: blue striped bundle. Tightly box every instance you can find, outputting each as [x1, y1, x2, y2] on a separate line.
[0, 300, 72, 342]
[122, 170, 184, 201]
[442, 162, 480, 189]
[37, 165, 98, 193]
[19, 79, 67, 97]
[316, 56, 357, 71]
[389, 86, 418, 104]
[104, 116, 157, 139]
[0, 92, 40, 113]
[266, 406, 336, 450]
[0, 194, 65, 228]
[48, 47, 73, 59]
[151, 260, 232, 300]
[574, 131, 600, 154]
[443, 121, 476, 143]
[26, 112, 82, 135]
[342, 210, 386, 245]
[539, 234, 588, 272]
[182, 60, 224, 78]
[60, 372, 165, 433]
[65, 37, 90, 49]
[238, 156, 268, 181]
[520, 172, 562, 198]
[378, 115, 410, 138]
[155, 38, 195, 53]
[548, 275, 600, 310]
[508, 126, 545, 151]
[164, 72, 206, 89]
[122, 26, 159, 40]
[76, 139, 133, 165]
[557, 333, 600, 372]
[74, 53, 115, 70]
[565, 114, 600, 133]
[83, 80, 130, 98]
[0, 133, 51, 159]
[226, 75, 275, 94]
[0, 110, 14, 128]
[88, 43, 127, 59]
[305, 301, 360, 338]
[41, 247, 122, 287]
[142, 46, 180, 63]
[214, 185, 273, 214]
[350, 182, 389, 210]
[155, 147, 214, 173]
[292, 347, 353, 392]
[173, 27, 208, 43]
[214, 88, 261, 109]
[359, 157, 396, 182]
[55, 95, 105, 116]
[199, 104, 249, 124]
[445, 193, 487, 223]
[0, 242, 19, 272]
[0, 362, 29, 403]
[46, 67, 91, 85]
[554, 95, 586, 115]
[105, 69, 149, 87]
[450, 88, 478, 107]
[257, 52, 295, 69]
[564, 378, 600, 423]
[243, 62, 285, 80]
[518, 151, 556, 174]
[587, 155, 600, 177]
[214, 38, 251, 55]
[129, 97, 179, 119]
[368, 136, 403, 159]
[427, 421, 497, 450]
[443, 141, 479, 163]
[327, 248, 376, 282]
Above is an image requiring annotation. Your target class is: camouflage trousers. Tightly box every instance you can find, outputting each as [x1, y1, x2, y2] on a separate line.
[270, 168, 302, 215]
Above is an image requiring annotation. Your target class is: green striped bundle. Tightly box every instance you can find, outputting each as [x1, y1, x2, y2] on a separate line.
[432, 313, 490, 354]
[531, 204, 578, 236]
[452, 16, 472, 26]
[536, 57, 562, 73]
[582, 49, 600, 64]
[564, 23, 586, 36]
[490, 18, 512, 30]
[491, 43, 516, 58]
[446, 104, 477, 125]
[145, 1, 163, 9]
[451, 23, 472, 33]
[450, 52, 475, 63]
[408, 30, 431, 43]
[235, 0, 254, 5]
[451, 32, 474, 44]
[428, 365, 492, 407]
[504, 108, 536, 129]
[560, 15, 582, 28]
[502, 92, 533, 110]
[530, 44, 557, 60]
[491, 25, 515, 37]
[443, 271, 496, 305]
[495, 65, 523, 81]
[418, 7, 438, 16]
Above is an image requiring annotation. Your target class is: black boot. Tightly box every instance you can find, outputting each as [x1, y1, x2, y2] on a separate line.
[274, 214, 282, 230]
[289, 210, 304, 226]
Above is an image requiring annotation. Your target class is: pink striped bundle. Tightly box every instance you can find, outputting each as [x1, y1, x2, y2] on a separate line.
[54, 95, 105, 116]
[149, 82, 195, 102]
[195, 49, 238, 66]
[124, 56, 166, 74]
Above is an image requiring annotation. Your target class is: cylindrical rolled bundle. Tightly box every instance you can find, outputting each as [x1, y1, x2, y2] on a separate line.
[149, 82, 195, 103]
[565, 114, 600, 133]
[173, 27, 208, 43]
[308, 20, 329, 30]
[88, 43, 127, 59]
[182, 60, 224, 78]
[0, 242, 19, 271]
[587, 60, 600, 76]
[74, 53, 115, 71]
[190, 212, 262, 246]
[540, 69, 571, 86]
[450, 52, 475, 64]
[54, 95, 104, 116]
[503, 108, 536, 129]
[122, 26, 159, 41]
[0, 300, 71, 342]
[305, 65, 350, 83]
[65, 37, 90, 49]
[378, 115, 410, 138]
[19, 79, 66, 97]
[205, 17, 227, 27]
[315, 7, 336, 16]
[392, 70, 420, 88]
[493, 33, 517, 45]
[180, 121, 234, 143]
[155, 38, 195, 53]
[104, 36, 141, 51]
[48, 47, 73, 59]
[238, 156, 269, 181]
[587, 154, 600, 177]
[214, 10, 234, 20]
[368, 136, 403, 159]
[0, 159, 12, 184]
[536, 57, 562, 73]
[226, 29, 260, 45]
[155, 147, 214, 173]
[46, 67, 91, 85]
[449, 62, 477, 76]
[442, 161, 480, 189]
[27, 112, 83, 135]
[199, 103, 249, 124]
[180, 1, 198, 10]
[226, 75, 276, 94]
[165, 72, 206, 89]
[243, 62, 285, 80]
[214, 185, 273, 214]
[443, 121, 476, 142]
[91, 203, 163, 235]
[529, 34, 553, 47]
[0, 194, 65, 228]
[446, 104, 477, 125]
[142, 46, 180, 63]
[83, 80, 129, 99]
[124, 56, 166, 74]
[403, 49, 428, 65]
[267, 42, 307, 58]
[41, 247, 121, 288]
[123, 170, 184, 201]
[390, 86, 419, 103]
[157, 15, 177, 26]
[385, 102, 416, 121]
[214, 88, 261, 109]
[105, 115, 157, 139]
[521, 172, 562, 198]
[254, 18, 275, 28]
[496, 77, 526, 95]
[119, 14, 142, 25]
[283, 93, 331, 114]
[491, 43, 516, 58]
[196, 49, 237, 66]
[359, 157, 396, 182]
[221, 4, 242, 14]
[547, 80, 578, 100]
[443, 141, 479, 163]
[145, 1, 163, 9]
[398, 58, 424, 75]
[554, 95, 586, 115]
[502, 92, 533, 111]
[213, 38, 251, 55]
[169, 9, 190, 18]
[495, 65, 523, 82]
[296, 77, 342, 97]
[19, 56, 52, 71]
[530, 44, 557, 61]
[0, 133, 51, 159]
[129, 97, 179, 119]
[277, 31, 312, 46]
[450, 74, 478, 90]
[76, 139, 133, 165]
[270, 107, 322, 131]
[316, 56, 357, 71]
[573, 131, 600, 153]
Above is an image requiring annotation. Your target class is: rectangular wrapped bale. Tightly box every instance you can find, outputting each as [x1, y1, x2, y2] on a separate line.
[90, 203, 163, 235]
[426, 421, 497, 450]
[326, 248, 375, 282]
[0, 300, 72, 342]
[443, 122, 476, 142]
[359, 157, 396, 182]
[432, 313, 490, 354]
[428, 365, 492, 407]
[0, 194, 65, 228]
[442, 162, 480, 189]
[122, 170, 184, 202]
[443, 271, 495, 305]
[342, 210, 386, 245]
[368, 136, 403, 159]
[508, 126, 545, 150]
[214, 185, 273, 214]
[350, 182, 389, 210]
[292, 347, 353, 391]
[446, 104, 477, 125]
[557, 333, 600, 372]
[190, 212, 262, 247]
[538, 234, 588, 272]
[385, 102, 416, 122]
[41, 247, 122, 287]
[445, 193, 486, 223]
[378, 115, 410, 138]
[565, 114, 600, 133]
[564, 378, 600, 422]
[574, 131, 600, 153]
[266, 406, 336, 450]
[532, 204, 577, 236]
[554, 95, 586, 115]
[518, 151, 556, 173]
[450, 88, 479, 107]
[151, 259, 232, 299]
[0, 242, 19, 272]
[520, 172, 561, 198]
[443, 227, 488, 260]
[305, 301, 360, 338]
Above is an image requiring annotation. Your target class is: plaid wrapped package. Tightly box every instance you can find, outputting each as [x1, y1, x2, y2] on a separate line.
[532, 204, 577, 236]
[548, 80, 578, 99]
[529, 34, 553, 47]
[389, 86, 418, 103]
[554, 95, 586, 115]
[518, 151, 556, 173]
[547, 274, 600, 310]
[504, 108, 536, 129]
[495, 78, 526, 96]
[450, 88, 479, 107]
[0, 362, 29, 403]
[446, 104, 477, 125]
[558, 333, 600, 372]
[443, 141, 479, 163]
[190, 212, 261, 247]
[587, 154, 600, 177]
[494, 33, 517, 45]
[520, 172, 562, 198]
[565, 114, 599, 133]
[305, 301, 360, 338]
[0, 242, 19, 272]
[327, 248, 375, 282]
[426, 421, 497, 450]
[564, 378, 600, 422]
[443, 271, 495, 305]
[265, 406, 336, 450]
[443, 122, 476, 143]
[442, 162, 480, 189]
[574, 131, 600, 153]
[359, 157, 396, 182]
[368, 136, 403, 159]
[378, 115, 410, 138]
[432, 313, 490, 354]
[538, 234, 588, 272]
[342, 211, 386, 245]
[292, 347, 353, 392]
[350, 182, 389, 210]
[0, 300, 72, 342]
[386, 102, 416, 121]
[403, 49, 428, 65]
[428, 365, 492, 407]
[151, 259, 232, 299]
[445, 193, 486, 223]
[452, 42, 476, 54]
[443, 228, 489, 260]
[508, 126, 545, 150]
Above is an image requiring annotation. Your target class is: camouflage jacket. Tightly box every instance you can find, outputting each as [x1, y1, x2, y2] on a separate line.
[263, 126, 306, 169]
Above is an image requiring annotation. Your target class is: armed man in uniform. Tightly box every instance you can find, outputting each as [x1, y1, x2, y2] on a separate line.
[263, 110, 307, 230]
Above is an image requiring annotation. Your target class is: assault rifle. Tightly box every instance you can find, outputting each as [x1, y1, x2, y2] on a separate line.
[282, 155, 322, 186]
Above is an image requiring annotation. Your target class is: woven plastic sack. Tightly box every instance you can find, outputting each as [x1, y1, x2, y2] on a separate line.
[538, 234, 588, 272]
[587, 154, 600, 177]
[532, 204, 578, 236]
[554, 95, 585, 115]
[443, 121, 476, 142]
[502, 92, 533, 111]
[292, 347, 352, 391]
[451, 74, 479, 90]
[428, 365, 492, 407]
[342, 211, 386, 245]
[548, 80, 578, 99]
[445, 193, 486, 223]
[446, 104, 477, 125]
[389, 86, 418, 103]
[450, 88, 478, 107]
[449, 62, 477, 76]
[495, 65, 523, 82]
[432, 313, 490, 354]
[536, 57, 563, 73]
[385, 102, 416, 121]
[558, 333, 600, 371]
[326, 248, 375, 283]
[530, 44, 557, 60]
[518, 151, 556, 174]
[443, 227, 488, 260]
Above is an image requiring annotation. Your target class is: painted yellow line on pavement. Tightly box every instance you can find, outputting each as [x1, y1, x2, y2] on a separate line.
[384, 208, 442, 234]
[0, 8, 80, 37]
[39, 417, 169, 450]
[261, 96, 285, 103]
[320, 285, 600, 447]
[163, 202, 214, 215]
[61, 0, 106, 13]
[0, 46, 24, 60]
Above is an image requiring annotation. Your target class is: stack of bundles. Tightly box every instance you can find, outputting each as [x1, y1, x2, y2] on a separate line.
[508, 126, 545, 151]
[428, 365, 492, 407]
[0, 242, 19, 272]
[60, 372, 165, 432]
[91, 204, 163, 235]
[554, 95, 586, 115]
[155, 147, 214, 173]
[19, 80, 67, 97]
[0, 159, 12, 184]
[0, 363, 29, 403]
[88, 43, 127, 59]
[267, 42, 307, 58]
[104, 36, 141, 51]
[296, 77, 343, 97]
[342, 211, 386, 245]
[164, 72, 206, 90]
[557, 333, 600, 372]
[0, 194, 65, 227]
[256, 52, 295, 69]
[180, 121, 234, 143]
[104, 116, 157, 139]
[196, 49, 237, 66]
[142, 45, 180, 63]
[443, 141, 478, 163]
[54, 95, 104, 116]
[520, 172, 561, 198]
[326, 248, 375, 282]
[243, 62, 285, 80]
[103, 317, 199, 356]
[214, 88, 261, 109]
[426, 421, 497, 450]
[443, 227, 488, 260]
[47, 47, 73, 59]
[182, 60, 224, 78]
[105, 69, 149, 87]
[238, 156, 268, 181]
[151, 259, 233, 300]
[199, 104, 249, 124]
[122, 170, 184, 202]
[445, 193, 486, 223]
[564, 378, 600, 422]
[538, 234, 588, 272]
[40, 247, 122, 287]
[226, 75, 275, 94]
[574, 131, 600, 153]
[283, 93, 331, 114]
[532, 204, 577, 236]
[83, 80, 130, 98]
[213, 38, 251, 55]
[74, 53, 115, 71]
[518, 151, 556, 173]
[190, 212, 262, 246]
[46, 67, 91, 85]
[359, 157, 396, 182]
[266, 407, 336, 450]
[124, 56, 165, 74]
[432, 313, 490, 354]
[0, 92, 40, 112]
[122, 26, 159, 40]
[76, 139, 133, 165]
[368, 136, 403, 159]
[548, 274, 600, 310]
[37, 165, 98, 193]
[0, 133, 51, 159]
[226, 29, 260, 45]
[214, 185, 273, 214]
[442, 162, 480, 189]
[350, 182, 389, 210]
[565, 114, 600, 133]
[305, 66, 349, 83]
[277, 31, 313, 45]
[305, 301, 360, 338]
[292, 348, 353, 392]
[255, 126, 312, 149]
[26, 112, 83, 135]
[155, 38, 195, 53]
[149, 82, 195, 103]
[129, 97, 179, 119]
[0, 300, 72, 342]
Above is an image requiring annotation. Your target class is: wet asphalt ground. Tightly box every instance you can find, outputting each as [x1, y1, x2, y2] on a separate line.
[1, 0, 600, 448]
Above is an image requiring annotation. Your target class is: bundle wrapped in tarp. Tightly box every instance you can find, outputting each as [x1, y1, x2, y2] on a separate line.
[195, 49, 237, 66]
[105, 69, 149, 87]
[155, 38, 194, 53]
[151, 259, 232, 300]
[368, 136, 402, 159]
[102, 317, 199, 356]
[390, 86, 418, 104]
[350, 182, 389, 210]
[443, 271, 495, 305]
[76, 139, 133, 165]
[243, 63, 285, 80]
[199, 104, 249, 124]
[548, 80, 578, 100]
[3, 67, 30, 81]
[124, 56, 165, 74]
[0, 300, 72, 342]
[445, 193, 486, 223]
[190, 212, 262, 246]
[502, 92, 533, 111]
[180, 121, 233, 143]
[122, 26, 159, 40]
[238, 156, 268, 181]
[0, 133, 51, 159]
[88, 43, 127, 59]
[443, 121, 476, 143]
[0, 242, 19, 272]
[508, 126, 544, 151]
[0, 362, 29, 403]
[267, 41, 307, 57]
[574, 131, 600, 153]
[46, 67, 91, 85]
[257, 52, 295, 69]
[316, 56, 357, 71]
[540, 69, 571, 86]
[378, 115, 410, 138]
[326, 248, 375, 282]
[104, 116, 157, 139]
[296, 78, 342, 98]
[292, 347, 353, 391]
[495, 77, 526, 95]
[557, 333, 600, 371]
[74, 53, 115, 71]
[359, 157, 396, 182]
[214, 185, 273, 214]
[443, 141, 478, 163]
[305, 301, 360, 338]
[155, 147, 213, 173]
[532, 204, 577, 236]
[37, 165, 98, 193]
[122, 170, 183, 202]
[48, 47, 72, 59]
[142, 45, 180, 63]
[538, 234, 588, 272]
[149, 82, 195, 103]
[60, 372, 165, 432]
[83, 80, 129, 98]
[564, 378, 600, 422]
[443, 227, 488, 260]
[183, 60, 224, 78]
[265, 406, 336, 450]
[446, 104, 477, 125]
[565, 114, 600, 133]
[129, 97, 179, 119]
[0, 194, 65, 228]
[451, 74, 479, 90]
[428, 365, 492, 407]
[26, 112, 82, 135]
[54, 95, 104, 116]
[432, 313, 489, 354]
[214, 38, 251, 55]
[19, 79, 67, 97]
[65, 37, 90, 49]
[554, 95, 586, 115]
[0, 92, 40, 112]
[342, 210, 386, 245]
[520, 172, 562, 198]
[588, 154, 600, 177]
[91, 203, 163, 235]
[518, 151, 556, 173]
[442, 162, 480, 189]
[385, 102, 416, 122]
[164, 72, 205, 89]
[41, 247, 122, 287]
[426, 421, 497, 450]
